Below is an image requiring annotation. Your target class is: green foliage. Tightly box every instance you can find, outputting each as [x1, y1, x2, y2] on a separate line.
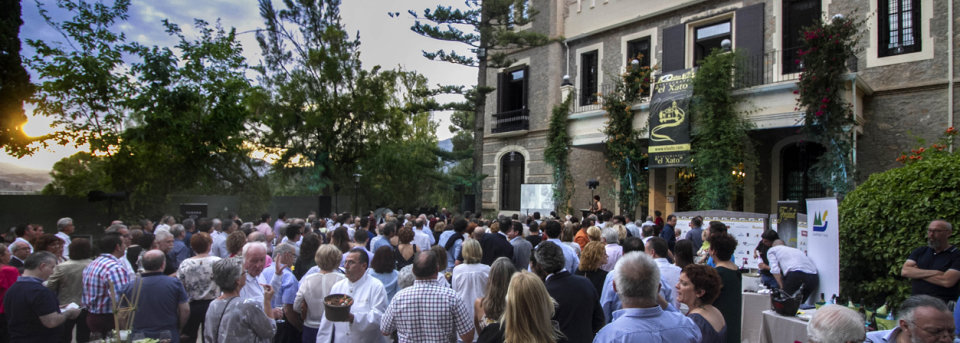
[690, 50, 753, 210]
[544, 96, 574, 215]
[795, 15, 864, 196]
[254, 0, 394, 185]
[26, 0, 136, 155]
[42, 152, 110, 196]
[602, 59, 653, 215]
[0, 0, 35, 157]
[839, 152, 960, 309]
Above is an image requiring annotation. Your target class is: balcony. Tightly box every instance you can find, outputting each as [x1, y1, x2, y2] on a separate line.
[491, 108, 530, 134]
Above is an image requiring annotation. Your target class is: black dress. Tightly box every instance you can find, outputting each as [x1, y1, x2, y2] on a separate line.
[574, 269, 608, 296]
[394, 245, 418, 270]
[714, 266, 741, 343]
[477, 321, 505, 343]
[689, 313, 727, 343]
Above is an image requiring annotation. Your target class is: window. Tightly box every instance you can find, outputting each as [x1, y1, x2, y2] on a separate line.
[626, 37, 651, 69]
[494, 66, 529, 133]
[879, 0, 921, 57]
[500, 152, 524, 211]
[693, 21, 732, 65]
[781, 142, 827, 212]
[782, 0, 821, 74]
[580, 50, 599, 106]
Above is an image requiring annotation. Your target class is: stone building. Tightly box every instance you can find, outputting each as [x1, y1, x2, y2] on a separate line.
[481, 0, 958, 217]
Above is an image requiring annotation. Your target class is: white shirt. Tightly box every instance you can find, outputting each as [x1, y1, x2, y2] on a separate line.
[654, 257, 682, 308]
[315, 273, 388, 343]
[452, 262, 490, 336]
[601, 244, 623, 272]
[767, 245, 818, 275]
[240, 272, 268, 305]
[413, 226, 435, 246]
[412, 230, 432, 252]
[294, 272, 346, 328]
[56, 231, 71, 259]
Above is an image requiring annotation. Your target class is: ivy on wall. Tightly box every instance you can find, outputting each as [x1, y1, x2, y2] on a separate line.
[690, 50, 753, 210]
[795, 15, 864, 197]
[602, 56, 653, 215]
[544, 95, 574, 215]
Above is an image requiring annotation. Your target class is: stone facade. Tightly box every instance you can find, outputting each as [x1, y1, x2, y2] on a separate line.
[481, 0, 960, 217]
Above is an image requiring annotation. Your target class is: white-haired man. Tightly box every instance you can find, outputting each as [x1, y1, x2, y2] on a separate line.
[56, 217, 74, 259]
[866, 295, 954, 343]
[593, 252, 700, 342]
[239, 242, 271, 305]
[806, 304, 865, 343]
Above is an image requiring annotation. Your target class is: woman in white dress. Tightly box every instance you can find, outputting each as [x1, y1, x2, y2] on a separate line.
[452, 239, 490, 342]
[293, 244, 345, 343]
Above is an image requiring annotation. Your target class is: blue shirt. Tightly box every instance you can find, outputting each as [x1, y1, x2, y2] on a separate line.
[372, 237, 393, 254]
[685, 227, 704, 250]
[593, 307, 701, 343]
[438, 230, 462, 271]
[270, 267, 300, 308]
[545, 238, 579, 272]
[600, 270, 677, 323]
[121, 272, 189, 343]
[171, 240, 191, 269]
[368, 269, 398, 302]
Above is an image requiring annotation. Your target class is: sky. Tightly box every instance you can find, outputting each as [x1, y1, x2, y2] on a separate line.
[2, 0, 475, 171]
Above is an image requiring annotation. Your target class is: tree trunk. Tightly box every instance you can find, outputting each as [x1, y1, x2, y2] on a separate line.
[472, 3, 490, 215]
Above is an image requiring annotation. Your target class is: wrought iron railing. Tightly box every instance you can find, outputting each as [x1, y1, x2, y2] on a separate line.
[491, 108, 530, 133]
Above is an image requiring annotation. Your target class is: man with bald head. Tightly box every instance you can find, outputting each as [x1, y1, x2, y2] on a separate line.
[120, 250, 190, 342]
[381, 250, 474, 342]
[240, 242, 272, 306]
[902, 220, 960, 304]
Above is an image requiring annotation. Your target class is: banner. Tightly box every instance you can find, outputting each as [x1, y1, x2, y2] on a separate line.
[648, 68, 696, 168]
[777, 201, 799, 247]
[806, 198, 840, 301]
[676, 214, 766, 269]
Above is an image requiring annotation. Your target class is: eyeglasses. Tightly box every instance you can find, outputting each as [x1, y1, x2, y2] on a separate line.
[909, 321, 955, 338]
[928, 229, 950, 234]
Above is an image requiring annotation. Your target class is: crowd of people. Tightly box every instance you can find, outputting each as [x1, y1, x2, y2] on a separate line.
[0, 211, 957, 343]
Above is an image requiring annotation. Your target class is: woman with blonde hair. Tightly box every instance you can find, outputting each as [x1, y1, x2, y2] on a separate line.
[575, 242, 607, 295]
[453, 239, 490, 341]
[474, 257, 516, 337]
[483, 271, 561, 343]
[293, 244, 345, 343]
[586, 226, 602, 242]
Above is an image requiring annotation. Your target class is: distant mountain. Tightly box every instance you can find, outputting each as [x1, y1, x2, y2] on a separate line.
[0, 162, 51, 193]
[437, 138, 453, 152]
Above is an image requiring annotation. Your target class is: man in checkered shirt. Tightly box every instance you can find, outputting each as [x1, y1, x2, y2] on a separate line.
[81, 232, 132, 338]
[381, 250, 474, 342]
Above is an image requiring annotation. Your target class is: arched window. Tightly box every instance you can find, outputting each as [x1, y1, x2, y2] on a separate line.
[781, 142, 827, 212]
[500, 152, 524, 211]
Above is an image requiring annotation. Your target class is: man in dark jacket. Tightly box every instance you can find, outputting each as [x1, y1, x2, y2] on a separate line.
[532, 241, 604, 343]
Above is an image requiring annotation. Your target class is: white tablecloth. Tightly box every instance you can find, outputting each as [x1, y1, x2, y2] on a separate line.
[759, 309, 813, 343]
[741, 292, 771, 343]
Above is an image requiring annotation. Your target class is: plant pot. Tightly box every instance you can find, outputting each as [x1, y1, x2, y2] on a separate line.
[323, 294, 353, 322]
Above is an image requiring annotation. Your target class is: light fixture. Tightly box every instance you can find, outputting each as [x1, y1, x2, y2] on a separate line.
[721, 39, 732, 52]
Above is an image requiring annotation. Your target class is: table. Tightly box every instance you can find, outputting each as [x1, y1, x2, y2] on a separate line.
[759, 309, 813, 343]
[741, 292, 771, 343]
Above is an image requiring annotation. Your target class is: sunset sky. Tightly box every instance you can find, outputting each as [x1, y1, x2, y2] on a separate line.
[2, 0, 474, 171]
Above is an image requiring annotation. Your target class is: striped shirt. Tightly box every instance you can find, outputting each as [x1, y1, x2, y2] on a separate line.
[381, 280, 473, 343]
[81, 254, 132, 314]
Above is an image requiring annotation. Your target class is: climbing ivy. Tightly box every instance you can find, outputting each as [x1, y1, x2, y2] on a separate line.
[544, 96, 574, 215]
[602, 56, 653, 215]
[690, 50, 753, 210]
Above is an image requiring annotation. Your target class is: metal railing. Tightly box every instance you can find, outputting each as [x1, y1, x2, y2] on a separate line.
[733, 49, 802, 88]
[491, 108, 530, 133]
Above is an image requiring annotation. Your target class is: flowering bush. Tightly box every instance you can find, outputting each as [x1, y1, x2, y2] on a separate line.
[896, 127, 959, 164]
[794, 15, 865, 196]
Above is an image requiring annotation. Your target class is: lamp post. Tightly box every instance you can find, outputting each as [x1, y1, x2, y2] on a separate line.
[353, 173, 361, 215]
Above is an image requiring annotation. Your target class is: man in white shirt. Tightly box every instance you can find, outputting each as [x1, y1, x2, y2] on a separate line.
[646, 237, 681, 309]
[413, 218, 435, 246]
[55, 217, 74, 259]
[13, 224, 41, 254]
[767, 239, 819, 302]
[316, 247, 388, 343]
[240, 242, 270, 305]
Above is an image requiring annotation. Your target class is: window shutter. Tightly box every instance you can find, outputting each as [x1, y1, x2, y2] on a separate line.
[496, 71, 505, 113]
[661, 24, 686, 72]
[735, 3, 765, 58]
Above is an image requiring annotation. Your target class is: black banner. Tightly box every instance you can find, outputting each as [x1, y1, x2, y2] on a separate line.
[648, 68, 696, 168]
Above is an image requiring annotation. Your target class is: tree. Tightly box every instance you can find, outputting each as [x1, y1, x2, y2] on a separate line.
[405, 0, 551, 213]
[107, 19, 266, 216]
[0, 0, 34, 157]
[26, 0, 137, 155]
[42, 152, 110, 197]
[254, 0, 394, 188]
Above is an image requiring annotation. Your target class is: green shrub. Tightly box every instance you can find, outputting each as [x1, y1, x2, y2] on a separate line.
[839, 153, 960, 309]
